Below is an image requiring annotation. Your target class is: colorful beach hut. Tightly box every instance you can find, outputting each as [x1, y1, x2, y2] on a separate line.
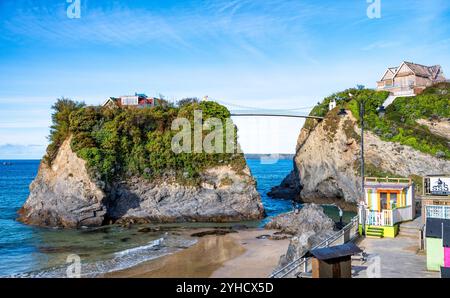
[360, 177, 415, 238]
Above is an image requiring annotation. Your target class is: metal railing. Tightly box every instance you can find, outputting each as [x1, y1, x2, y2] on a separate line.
[426, 205, 450, 220]
[269, 215, 359, 278]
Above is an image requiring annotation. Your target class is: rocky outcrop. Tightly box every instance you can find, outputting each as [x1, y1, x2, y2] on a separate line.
[270, 111, 450, 210]
[18, 137, 107, 228]
[107, 166, 264, 224]
[416, 118, 450, 140]
[267, 170, 300, 199]
[18, 137, 264, 228]
[266, 204, 335, 269]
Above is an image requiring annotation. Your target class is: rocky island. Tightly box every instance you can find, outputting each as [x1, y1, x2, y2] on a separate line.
[270, 83, 450, 210]
[18, 99, 264, 228]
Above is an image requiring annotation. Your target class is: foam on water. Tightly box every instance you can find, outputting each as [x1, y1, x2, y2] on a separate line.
[10, 235, 197, 278]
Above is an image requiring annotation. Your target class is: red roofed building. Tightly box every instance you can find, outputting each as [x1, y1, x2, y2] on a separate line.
[102, 93, 161, 108]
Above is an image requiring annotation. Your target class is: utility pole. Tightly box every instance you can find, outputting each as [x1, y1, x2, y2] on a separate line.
[360, 99, 366, 237]
[338, 89, 387, 238]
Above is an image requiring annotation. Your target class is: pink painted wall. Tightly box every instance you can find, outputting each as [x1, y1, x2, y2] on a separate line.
[445, 247, 450, 268]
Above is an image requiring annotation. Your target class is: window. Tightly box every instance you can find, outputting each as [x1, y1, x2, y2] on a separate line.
[380, 192, 388, 210]
[390, 193, 398, 209]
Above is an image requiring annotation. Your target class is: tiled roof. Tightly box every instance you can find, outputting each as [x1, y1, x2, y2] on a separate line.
[403, 61, 442, 79]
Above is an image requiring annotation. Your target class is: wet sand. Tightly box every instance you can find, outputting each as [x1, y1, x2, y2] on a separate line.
[106, 229, 290, 278]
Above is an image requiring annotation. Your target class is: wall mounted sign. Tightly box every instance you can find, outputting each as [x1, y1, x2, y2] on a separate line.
[430, 177, 450, 196]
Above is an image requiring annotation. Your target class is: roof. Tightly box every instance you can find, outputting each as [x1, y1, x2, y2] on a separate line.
[380, 61, 444, 81]
[102, 97, 119, 106]
[307, 242, 362, 260]
[403, 61, 442, 79]
[388, 67, 398, 73]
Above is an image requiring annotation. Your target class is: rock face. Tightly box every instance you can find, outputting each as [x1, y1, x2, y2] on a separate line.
[107, 166, 264, 224]
[18, 137, 107, 228]
[270, 111, 450, 210]
[18, 137, 264, 228]
[265, 204, 335, 269]
[416, 118, 450, 140]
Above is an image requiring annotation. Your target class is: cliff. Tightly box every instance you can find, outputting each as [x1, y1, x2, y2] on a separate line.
[270, 85, 450, 210]
[18, 100, 264, 228]
[19, 136, 263, 228]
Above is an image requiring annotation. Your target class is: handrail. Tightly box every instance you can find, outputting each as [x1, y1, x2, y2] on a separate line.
[269, 215, 359, 278]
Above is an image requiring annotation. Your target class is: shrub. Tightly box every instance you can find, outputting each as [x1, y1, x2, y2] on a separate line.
[45, 99, 245, 186]
[309, 85, 450, 159]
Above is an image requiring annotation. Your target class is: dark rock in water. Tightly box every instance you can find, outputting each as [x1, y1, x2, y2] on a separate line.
[268, 170, 301, 199]
[232, 224, 249, 230]
[120, 237, 131, 242]
[80, 226, 111, 234]
[268, 235, 290, 241]
[190, 229, 238, 237]
[257, 233, 291, 240]
[137, 227, 159, 233]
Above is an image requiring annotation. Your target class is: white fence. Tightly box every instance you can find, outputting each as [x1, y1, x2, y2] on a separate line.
[360, 209, 392, 226]
[360, 206, 413, 227]
[269, 216, 359, 278]
[426, 205, 450, 220]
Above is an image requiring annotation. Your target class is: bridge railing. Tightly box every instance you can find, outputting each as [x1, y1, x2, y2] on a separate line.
[269, 215, 359, 278]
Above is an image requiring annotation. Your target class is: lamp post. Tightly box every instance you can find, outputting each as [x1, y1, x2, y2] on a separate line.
[338, 91, 386, 237]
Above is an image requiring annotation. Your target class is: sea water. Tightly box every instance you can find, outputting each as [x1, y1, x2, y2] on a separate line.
[0, 159, 352, 277]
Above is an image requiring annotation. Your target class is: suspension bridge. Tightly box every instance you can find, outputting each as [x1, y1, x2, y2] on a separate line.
[230, 113, 324, 120]
[214, 99, 325, 120]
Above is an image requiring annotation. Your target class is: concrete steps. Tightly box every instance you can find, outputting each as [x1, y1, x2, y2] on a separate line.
[399, 226, 420, 238]
[399, 217, 423, 238]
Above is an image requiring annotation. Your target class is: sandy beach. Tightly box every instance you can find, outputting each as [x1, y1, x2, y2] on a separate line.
[105, 229, 290, 278]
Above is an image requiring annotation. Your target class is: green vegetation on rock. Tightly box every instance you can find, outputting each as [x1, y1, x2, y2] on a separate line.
[46, 99, 246, 185]
[308, 83, 450, 159]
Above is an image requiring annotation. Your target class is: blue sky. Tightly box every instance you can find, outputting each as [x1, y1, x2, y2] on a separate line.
[1, 0, 450, 158]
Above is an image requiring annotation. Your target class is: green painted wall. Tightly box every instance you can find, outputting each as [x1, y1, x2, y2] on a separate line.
[426, 238, 444, 271]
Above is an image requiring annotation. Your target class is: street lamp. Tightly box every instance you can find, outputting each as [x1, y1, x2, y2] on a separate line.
[377, 105, 386, 118]
[337, 92, 386, 237]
